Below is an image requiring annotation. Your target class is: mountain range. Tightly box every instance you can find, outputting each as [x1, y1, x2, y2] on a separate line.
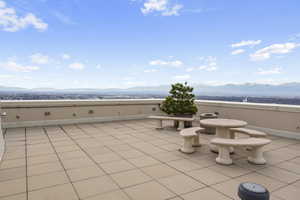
[0, 82, 300, 97]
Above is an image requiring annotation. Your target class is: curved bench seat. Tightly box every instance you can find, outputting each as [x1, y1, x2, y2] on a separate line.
[180, 127, 205, 154]
[211, 138, 271, 165]
[211, 138, 271, 146]
[229, 128, 267, 138]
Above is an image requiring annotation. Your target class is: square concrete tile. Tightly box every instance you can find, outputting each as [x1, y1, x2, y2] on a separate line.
[167, 159, 201, 172]
[211, 179, 242, 199]
[100, 160, 136, 174]
[85, 190, 130, 200]
[158, 174, 205, 195]
[189, 157, 216, 168]
[73, 176, 118, 199]
[54, 145, 81, 153]
[0, 158, 26, 169]
[61, 157, 95, 170]
[0, 167, 26, 182]
[28, 171, 69, 191]
[290, 157, 300, 165]
[84, 146, 112, 156]
[67, 165, 105, 182]
[27, 162, 64, 176]
[3, 151, 25, 160]
[117, 149, 145, 159]
[181, 187, 232, 200]
[257, 166, 300, 183]
[27, 148, 54, 157]
[58, 150, 87, 160]
[109, 144, 133, 151]
[0, 193, 26, 200]
[292, 180, 300, 188]
[159, 143, 180, 151]
[27, 154, 59, 166]
[111, 169, 152, 188]
[128, 156, 160, 168]
[151, 152, 183, 162]
[273, 184, 299, 200]
[28, 183, 78, 200]
[52, 140, 75, 147]
[124, 181, 175, 200]
[187, 168, 230, 185]
[93, 152, 122, 163]
[0, 178, 26, 198]
[208, 164, 252, 178]
[276, 161, 300, 174]
[141, 164, 180, 179]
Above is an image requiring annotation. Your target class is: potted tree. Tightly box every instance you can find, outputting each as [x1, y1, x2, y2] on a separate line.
[160, 82, 198, 128]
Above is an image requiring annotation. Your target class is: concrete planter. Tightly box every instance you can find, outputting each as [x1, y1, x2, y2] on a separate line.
[200, 113, 219, 134]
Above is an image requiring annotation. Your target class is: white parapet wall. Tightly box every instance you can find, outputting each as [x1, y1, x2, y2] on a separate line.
[196, 100, 300, 139]
[1, 99, 300, 139]
[0, 107, 5, 162]
[0, 99, 164, 128]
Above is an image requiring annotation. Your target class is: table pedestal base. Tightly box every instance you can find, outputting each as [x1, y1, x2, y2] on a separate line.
[210, 127, 234, 153]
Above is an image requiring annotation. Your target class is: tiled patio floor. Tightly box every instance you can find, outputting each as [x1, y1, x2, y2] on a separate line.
[1, 119, 300, 200]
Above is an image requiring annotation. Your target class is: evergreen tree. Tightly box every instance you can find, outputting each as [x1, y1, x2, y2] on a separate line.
[161, 82, 198, 116]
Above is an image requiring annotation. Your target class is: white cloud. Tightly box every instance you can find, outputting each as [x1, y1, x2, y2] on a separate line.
[123, 77, 134, 81]
[257, 67, 282, 75]
[149, 59, 183, 67]
[61, 54, 71, 60]
[253, 78, 288, 85]
[186, 67, 194, 72]
[231, 40, 261, 48]
[231, 49, 245, 55]
[198, 64, 217, 71]
[0, 0, 48, 32]
[187, 56, 218, 71]
[0, 74, 14, 79]
[0, 1, 5, 7]
[161, 4, 183, 16]
[96, 64, 102, 69]
[173, 74, 190, 80]
[30, 53, 49, 64]
[0, 61, 39, 72]
[250, 42, 300, 61]
[144, 69, 157, 73]
[69, 62, 85, 70]
[141, 0, 183, 16]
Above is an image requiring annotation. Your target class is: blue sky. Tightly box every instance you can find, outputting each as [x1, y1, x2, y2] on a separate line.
[0, 0, 300, 89]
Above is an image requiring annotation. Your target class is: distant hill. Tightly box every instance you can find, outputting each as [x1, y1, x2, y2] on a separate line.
[0, 82, 300, 97]
[0, 86, 25, 91]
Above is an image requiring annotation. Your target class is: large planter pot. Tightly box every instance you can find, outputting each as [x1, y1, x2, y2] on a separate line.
[200, 112, 219, 134]
[172, 114, 194, 128]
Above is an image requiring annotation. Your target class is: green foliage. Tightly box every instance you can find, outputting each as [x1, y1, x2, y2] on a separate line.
[161, 82, 198, 115]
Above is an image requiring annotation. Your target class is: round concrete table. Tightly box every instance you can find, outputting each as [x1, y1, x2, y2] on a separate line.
[200, 118, 247, 152]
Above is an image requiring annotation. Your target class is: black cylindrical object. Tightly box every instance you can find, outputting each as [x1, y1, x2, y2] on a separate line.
[238, 182, 269, 200]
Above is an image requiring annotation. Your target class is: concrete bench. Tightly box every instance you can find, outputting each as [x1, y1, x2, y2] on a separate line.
[211, 138, 271, 165]
[179, 127, 205, 154]
[148, 115, 194, 131]
[229, 128, 267, 138]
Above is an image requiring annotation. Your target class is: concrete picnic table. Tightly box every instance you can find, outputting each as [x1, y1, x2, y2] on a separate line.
[200, 118, 248, 152]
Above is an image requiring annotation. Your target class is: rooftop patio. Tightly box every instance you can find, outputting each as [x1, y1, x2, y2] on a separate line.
[0, 119, 299, 200]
